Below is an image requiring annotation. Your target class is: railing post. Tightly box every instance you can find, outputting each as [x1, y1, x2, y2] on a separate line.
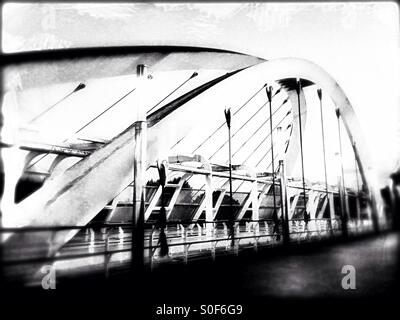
[223, 222, 228, 237]
[118, 227, 124, 246]
[211, 240, 216, 261]
[183, 227, 188, 264]
[104, 229, 110, 278]
[251, 178, 259, 236]
[85, 227, 90, 241]
[149, 226, 154, 270]
[89, 228, 95, 253]
[253, 222, 259, 252]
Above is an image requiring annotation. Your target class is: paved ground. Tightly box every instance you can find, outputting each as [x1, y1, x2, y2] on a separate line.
[236, 232, 399, 299]
[2, 232, 399, 317]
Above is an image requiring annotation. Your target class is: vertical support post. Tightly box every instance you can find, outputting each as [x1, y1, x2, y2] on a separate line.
[132, 120, 147, 270]
[296, 79, 309, 226]
[335, 109, 348, 237]
[317, 88, 334, 234]
[224, 108, 235, 248]
[329, 192, 336, 232]
[157, 161, 169, 257]
[149, 226, 154, 270]
[345, 193, 351, 225]
[0, 164, 3, 287]
[279, 159, 290, 244]
[132, 64, 148, 272]
[353, 142, 361, 224]
[251, 179, 259, 236]
[205, 172, 214, 239]
[183, 227, 188, 264]
[336, 167, 347, 237]
[266, 86, 277, 224]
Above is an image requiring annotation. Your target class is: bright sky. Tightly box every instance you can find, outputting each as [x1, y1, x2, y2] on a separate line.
[2, 2, 400, 188]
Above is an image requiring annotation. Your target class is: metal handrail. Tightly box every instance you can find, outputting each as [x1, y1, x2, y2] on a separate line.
[0, 216, 378, 281]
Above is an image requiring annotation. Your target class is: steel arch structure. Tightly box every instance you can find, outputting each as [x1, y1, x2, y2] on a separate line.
[0, 47, 382, 282]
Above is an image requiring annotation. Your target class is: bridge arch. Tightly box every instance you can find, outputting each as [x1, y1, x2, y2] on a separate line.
[244, 58, 378, 226]
[1, 49, 380, 271]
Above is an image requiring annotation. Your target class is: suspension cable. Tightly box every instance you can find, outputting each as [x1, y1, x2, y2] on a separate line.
[189, 84, 267, 153]
[233, 152, 281, 193]
[26, 87, 137, 170]
[242, 115, 288, 165]
[208, 100, 269, 160]
[173, 85, 279, 191]
[232, 99, 289, 158]
[147, 71, 198, 114]
[28, 83, 86, 124]
[208, 90, 284, 160]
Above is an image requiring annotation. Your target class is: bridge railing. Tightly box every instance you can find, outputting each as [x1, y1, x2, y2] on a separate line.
[0, 215, 378, 284]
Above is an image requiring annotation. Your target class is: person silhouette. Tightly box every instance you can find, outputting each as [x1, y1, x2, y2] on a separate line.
[272, 209, 281, 241]
[157, 197, 169, 257]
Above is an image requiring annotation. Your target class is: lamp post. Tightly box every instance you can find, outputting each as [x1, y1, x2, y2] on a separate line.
[224, 107, 235, 248]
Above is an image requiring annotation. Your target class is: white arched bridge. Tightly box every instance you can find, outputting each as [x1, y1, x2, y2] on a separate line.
[0, 46, 392, 284]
